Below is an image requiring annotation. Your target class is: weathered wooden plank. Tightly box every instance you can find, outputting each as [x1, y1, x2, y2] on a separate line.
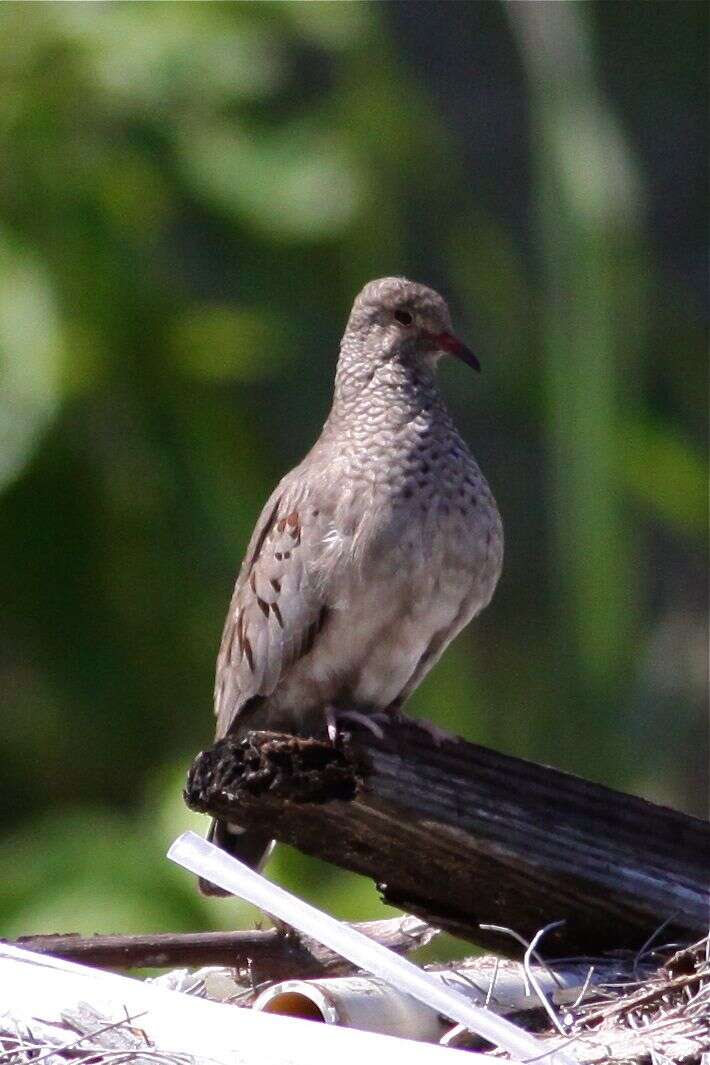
[184, 716, 710, 956]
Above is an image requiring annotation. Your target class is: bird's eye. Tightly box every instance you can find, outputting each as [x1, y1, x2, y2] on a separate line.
[394, 309, 413, 325]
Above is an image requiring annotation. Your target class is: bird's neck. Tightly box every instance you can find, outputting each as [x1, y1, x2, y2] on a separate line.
[328, 344, 451, 438]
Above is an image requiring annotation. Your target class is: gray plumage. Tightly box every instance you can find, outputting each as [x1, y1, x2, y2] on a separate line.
[200, 277, 503, 892]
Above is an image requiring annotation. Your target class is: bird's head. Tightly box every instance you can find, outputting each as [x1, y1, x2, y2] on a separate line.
[344, 276, 479, 374]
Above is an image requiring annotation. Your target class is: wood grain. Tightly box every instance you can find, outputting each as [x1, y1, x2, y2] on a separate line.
[185, 716, 710, 957]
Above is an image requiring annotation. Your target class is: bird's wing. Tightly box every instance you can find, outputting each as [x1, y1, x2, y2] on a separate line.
[213, 479, 328, 739]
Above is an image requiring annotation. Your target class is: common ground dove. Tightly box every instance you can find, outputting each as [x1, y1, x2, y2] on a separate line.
[200, 277, 503, 892]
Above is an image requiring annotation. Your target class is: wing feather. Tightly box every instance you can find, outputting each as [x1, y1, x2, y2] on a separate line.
[213, 480, 327, 738]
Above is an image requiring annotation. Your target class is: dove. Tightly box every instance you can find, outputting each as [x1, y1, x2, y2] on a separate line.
[200, 277, 503, 892]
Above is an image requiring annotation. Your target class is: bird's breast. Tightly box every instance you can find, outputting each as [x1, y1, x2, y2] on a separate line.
[347, 436, 498, 572]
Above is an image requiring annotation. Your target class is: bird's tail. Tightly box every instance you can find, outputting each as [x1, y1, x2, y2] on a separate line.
[198, 819, 274, 896]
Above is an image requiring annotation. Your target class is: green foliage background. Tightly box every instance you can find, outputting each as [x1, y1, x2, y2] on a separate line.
[0, 2, 706, 949]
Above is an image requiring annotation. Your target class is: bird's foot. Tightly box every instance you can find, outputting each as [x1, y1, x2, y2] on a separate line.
[326, 706, 386, 745]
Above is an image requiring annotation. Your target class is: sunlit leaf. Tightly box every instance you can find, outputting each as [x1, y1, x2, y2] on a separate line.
[178, 119, 364, 240]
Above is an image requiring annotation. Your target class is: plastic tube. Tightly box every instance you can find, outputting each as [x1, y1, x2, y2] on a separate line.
[255, 975, 444, 1042]
[168, 831, 574, 1065]
[252, 961, 598, 1041]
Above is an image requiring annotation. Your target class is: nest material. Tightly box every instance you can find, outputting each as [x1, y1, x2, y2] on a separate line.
[2, 937, 708, 1064]
[0, 1001, 203, 1065]
[553, 937, 710, 1064]
[469, 936, 709, 1063]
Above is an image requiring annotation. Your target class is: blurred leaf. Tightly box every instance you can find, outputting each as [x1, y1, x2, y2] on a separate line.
[0, 809, 191, 936]
[281, 1, 370, 51]
[553, 101, 642, 231]
[0, 237, 62, 491]
[55, 3, 285, 109]
[617, 415, 707, 535]
[178, 118, 364, 240]
[171, 305, 288, 382]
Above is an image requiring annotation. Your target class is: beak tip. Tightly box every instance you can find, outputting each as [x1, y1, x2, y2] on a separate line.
[426, 331, 480, 372]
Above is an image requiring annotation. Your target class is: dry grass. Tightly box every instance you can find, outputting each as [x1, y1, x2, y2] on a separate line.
[1, 936, 708, 1065]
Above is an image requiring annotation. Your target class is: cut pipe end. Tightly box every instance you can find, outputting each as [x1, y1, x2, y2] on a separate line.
[259, 990, 327, 1023]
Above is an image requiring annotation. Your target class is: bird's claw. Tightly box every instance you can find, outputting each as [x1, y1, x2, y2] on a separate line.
[419, 718, 450, 747]
[325, 707, 386, 744]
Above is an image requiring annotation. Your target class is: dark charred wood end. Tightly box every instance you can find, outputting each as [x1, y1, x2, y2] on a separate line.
[185, 731, 359, 814]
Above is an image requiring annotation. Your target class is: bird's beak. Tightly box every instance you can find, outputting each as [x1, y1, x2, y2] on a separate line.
[419, 330, 481, 372]
[434, 331, 480, 372]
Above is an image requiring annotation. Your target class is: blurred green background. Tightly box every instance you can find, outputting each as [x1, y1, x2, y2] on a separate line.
[0, 1, 707, 950]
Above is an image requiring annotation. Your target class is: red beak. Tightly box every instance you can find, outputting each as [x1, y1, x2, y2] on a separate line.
[429, 331, 480, 372]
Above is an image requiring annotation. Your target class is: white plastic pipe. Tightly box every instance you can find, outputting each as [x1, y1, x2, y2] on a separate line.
[0, 941, 483, 1065]
[252, 962, 598, 1042]
[255, 974, 445, 1042]
[168, 831, 575, 1065]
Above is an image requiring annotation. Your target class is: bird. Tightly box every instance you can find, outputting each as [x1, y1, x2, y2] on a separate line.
[200, 276, 503, 893]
